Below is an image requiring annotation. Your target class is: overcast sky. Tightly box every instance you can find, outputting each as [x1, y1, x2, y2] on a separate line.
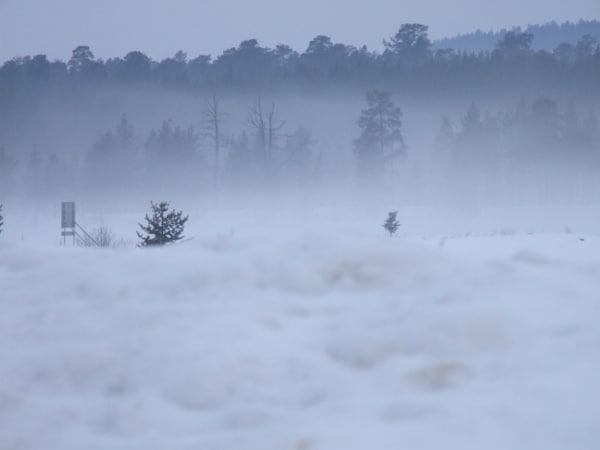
[1, 0, 598, 63]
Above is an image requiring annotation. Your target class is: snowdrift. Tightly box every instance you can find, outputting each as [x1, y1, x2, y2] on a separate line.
[1, 217, 599, 449]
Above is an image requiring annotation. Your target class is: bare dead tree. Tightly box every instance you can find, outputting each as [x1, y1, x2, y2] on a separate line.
[267, 103, 286, 160]
[248, 96, 267, 161]
[248, 97, 286, 169]
[202, 94, 225, 178]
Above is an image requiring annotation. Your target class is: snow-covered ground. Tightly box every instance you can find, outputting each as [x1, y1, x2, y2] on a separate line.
[1, 206, 599, 450]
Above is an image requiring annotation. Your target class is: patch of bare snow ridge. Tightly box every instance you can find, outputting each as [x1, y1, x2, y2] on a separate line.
[0, 228, 599, 450]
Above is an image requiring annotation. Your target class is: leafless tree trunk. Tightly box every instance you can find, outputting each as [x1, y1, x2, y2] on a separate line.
[202, 95, 224, 180]
[248, 96, 266, 161]
[248, 97, 285, 169]
[267, 103, 285, 160]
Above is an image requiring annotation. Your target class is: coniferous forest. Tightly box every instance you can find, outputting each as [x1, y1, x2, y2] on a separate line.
[0, 20, 599, 210]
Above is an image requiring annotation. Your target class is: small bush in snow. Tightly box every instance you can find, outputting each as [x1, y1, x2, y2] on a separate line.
[383, 211, 400, 236]
[91, 226, 117, 248]
[79, 226, 129, 249]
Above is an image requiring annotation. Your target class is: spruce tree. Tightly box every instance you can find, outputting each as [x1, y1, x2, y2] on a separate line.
[383, 211, 400, 236]
[137, 201, 188, 246]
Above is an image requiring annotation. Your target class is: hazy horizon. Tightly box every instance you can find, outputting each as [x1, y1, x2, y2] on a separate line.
[1, 0, 598, 62]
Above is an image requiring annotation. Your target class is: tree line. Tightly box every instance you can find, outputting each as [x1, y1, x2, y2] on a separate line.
[0, 21, 599, 207]
[0, 95, 316, 205]
[1, 91, 598, 206]
[1, 22, 599, 97]
[434, 19, 600, 53]
[353, 91, 600, 202]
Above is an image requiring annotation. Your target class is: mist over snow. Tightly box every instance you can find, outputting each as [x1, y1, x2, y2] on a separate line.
[1, 9, 600, 450]
[2, 207, 600, 449]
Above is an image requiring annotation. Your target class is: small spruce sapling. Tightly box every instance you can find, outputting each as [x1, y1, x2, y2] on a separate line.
[137, 201, 188, 246]
[383, 210, 400, 236]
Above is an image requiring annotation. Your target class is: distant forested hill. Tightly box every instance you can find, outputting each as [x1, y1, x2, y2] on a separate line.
[434, 19, 600, 52]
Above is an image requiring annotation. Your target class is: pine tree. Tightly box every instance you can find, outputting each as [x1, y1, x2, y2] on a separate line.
[383, 211, 400, 236]
[137, 201, 188, 246]
[353, 90, 406, 183]
[384, 24, 431, 67]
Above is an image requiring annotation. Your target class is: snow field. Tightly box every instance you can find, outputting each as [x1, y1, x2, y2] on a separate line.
[1, 208, 599, 449]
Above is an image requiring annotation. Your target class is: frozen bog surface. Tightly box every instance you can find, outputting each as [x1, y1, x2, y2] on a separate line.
[1, 208, 599, 450]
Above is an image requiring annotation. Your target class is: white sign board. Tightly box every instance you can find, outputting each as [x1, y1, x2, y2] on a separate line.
[61, 202, 76, 228]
